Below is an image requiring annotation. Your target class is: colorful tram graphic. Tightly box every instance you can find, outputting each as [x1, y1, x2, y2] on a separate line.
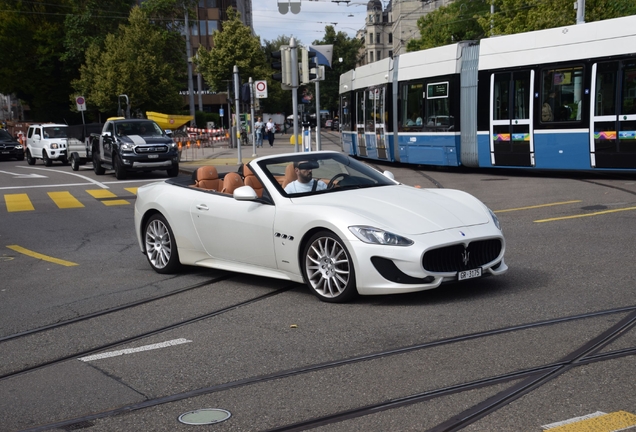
[338, 15, 636, 172]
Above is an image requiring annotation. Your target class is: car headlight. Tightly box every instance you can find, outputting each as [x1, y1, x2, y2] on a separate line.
[170, 142, 177, 149]
[349, 226, 413, 246]
[488, 208, 501, 230]
[50, 143, 58, 149]
[15, 144, 22, 150]
[120, 143, 134, 151]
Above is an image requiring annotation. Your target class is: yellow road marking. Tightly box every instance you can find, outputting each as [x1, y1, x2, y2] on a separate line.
[494, 200, 582, 213]
[86, 189, 129, 206]
[6, 245, 78, 267]
[48, 191, 84, 209]
[545, 411, 636, 431]
[124, 187, 138, 195]
[5, 194, 35, 212]
[535, 206, 636, 223]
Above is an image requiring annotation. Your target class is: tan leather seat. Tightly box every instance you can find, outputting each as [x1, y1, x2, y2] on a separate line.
[194, 166, 222, 191]
[222, 172, 244, 194]
[243, 165, 263, 197]
[282, 163, 297, 188]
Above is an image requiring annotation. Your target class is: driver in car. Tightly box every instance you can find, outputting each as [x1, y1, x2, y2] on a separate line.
[284, 160, 328, 194]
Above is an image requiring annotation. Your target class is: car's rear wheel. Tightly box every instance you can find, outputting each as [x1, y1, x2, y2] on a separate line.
[302, 230, 357, 303]
[93, 151, 105, 175]
[42, 150, 52, 167]
[144, 214, 181, 274]
[114, 154, 127, 180]
[26, 150, 35, 165]
[70, 154, 80, 171]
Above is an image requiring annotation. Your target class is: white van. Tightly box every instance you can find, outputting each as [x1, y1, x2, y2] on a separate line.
[26, 124, 69, 166]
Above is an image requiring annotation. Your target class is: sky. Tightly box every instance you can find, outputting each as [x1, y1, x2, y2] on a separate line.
[252, 0, 373, 46]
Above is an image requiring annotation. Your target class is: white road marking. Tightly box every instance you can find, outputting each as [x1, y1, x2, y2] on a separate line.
[0, 170, 48, 178]
[16, 166, 109, 189]
[77, 338, 192, 362]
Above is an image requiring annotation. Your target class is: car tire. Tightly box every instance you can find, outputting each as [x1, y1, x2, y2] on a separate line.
[113, 154, 127, 180]
[70, 154, 80, 171]
[42, 150, 52, 167]
[26, 150, 35, 165]
[93, 151, 105, 175]
[167, 165, 179, 177]
[302, 230, 357, 303]
[144, 213, 181, 274]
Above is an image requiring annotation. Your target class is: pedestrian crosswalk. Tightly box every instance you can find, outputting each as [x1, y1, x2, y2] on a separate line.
[3, 187, 138, 212]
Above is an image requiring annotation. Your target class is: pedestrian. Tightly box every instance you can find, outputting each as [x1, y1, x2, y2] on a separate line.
[254, 117, 264, 147]
[266, 118, 275, 147]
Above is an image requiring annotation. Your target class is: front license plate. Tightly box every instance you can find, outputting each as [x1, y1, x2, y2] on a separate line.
[148, 154, 158, 159]
[1, 151, 9, 154]
[458, 268, 482, 281]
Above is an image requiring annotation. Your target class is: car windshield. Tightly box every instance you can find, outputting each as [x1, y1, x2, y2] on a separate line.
[0, 129, 14, 141]
[43, 127, 67, 138]
[258, 152, 395, 197]
[116, 121, 163, 137]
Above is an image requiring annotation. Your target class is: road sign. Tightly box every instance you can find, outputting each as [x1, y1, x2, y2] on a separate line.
[255, 80, 268, 99]
[220, 108, 224, 116]
[75, 96, 86, 112]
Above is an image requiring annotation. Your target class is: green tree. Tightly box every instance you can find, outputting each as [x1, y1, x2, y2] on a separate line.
[196, 7, 268, 93]
[0, 0, 76, 121]
[73, 6, 184, 116]
[312, 26, 363, 115]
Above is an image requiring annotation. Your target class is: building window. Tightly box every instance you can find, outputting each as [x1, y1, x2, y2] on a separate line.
[199, 20, 206, 35]
[377, 50, 381, 60]
[369, 51, 374, 62]
[369, 32, 373, 44]
[376, 33, 381, 44]
[208, 20, 218, 34]
[369, 14, 374, 23]
[388, 33, 393, 43]
[191, 23, 199, 36]
[389, 50, 393, 58]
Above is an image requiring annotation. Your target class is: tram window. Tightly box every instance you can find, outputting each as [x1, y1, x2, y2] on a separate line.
[340, 94, 351, 131]
[542, 66, 584, 122]
[621, 61, 636, 114]
[402, 83, 424, 128]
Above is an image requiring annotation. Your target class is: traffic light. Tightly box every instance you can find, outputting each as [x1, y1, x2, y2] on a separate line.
[300, 47, 317, 84]
[271, 45, 292, 86]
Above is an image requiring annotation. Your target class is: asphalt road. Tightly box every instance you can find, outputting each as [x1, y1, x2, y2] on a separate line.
[1, 133, 635, 431]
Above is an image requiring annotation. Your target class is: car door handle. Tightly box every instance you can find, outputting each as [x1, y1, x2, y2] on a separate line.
[196, 204, 209, 211]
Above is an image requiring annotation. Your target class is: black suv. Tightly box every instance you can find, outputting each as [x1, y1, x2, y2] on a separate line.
[0, 129, 24, 161]
[92, 118, 179, 180]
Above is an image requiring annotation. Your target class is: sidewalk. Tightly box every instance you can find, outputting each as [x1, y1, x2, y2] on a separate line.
[178, 130, 344, 174]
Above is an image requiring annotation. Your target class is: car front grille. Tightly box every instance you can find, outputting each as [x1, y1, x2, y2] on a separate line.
[422, 239, 502, 273]
[135, 145, 168, 154]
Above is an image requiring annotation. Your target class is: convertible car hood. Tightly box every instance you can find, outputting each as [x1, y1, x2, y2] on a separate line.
[297, 185, 490, 235]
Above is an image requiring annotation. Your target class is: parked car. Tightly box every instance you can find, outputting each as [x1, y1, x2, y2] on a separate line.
[0, 129, 24, 161]
[135, 151, 507, 303]
[26, 124, 68, 166]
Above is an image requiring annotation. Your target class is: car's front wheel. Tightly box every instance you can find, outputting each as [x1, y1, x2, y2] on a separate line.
[42, 150, 52, 167]
[93, 151, 105, 175]
[144, 213, 181, 274]
[113, 154, 127, 180]
[70, 154, 80, 171]
[26, 150, 35, 165]
[302, 230, 357, 303]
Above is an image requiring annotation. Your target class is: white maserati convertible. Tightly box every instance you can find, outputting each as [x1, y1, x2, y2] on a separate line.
[134, 151, 507, 302]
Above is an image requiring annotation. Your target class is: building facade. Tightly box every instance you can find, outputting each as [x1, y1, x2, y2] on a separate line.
[358, 0, 454, 66]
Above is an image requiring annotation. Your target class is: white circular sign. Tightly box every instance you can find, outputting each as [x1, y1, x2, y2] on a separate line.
[256, 81, 266, 92]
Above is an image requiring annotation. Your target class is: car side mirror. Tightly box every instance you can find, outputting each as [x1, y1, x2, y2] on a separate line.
[233, 185, 258, 201]
[102, 132, 112, 138]
[33, 134, 41, 140]
[383, 170, 395, 180]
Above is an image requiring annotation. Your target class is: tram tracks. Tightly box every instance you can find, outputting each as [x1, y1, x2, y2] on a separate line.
[0, 276, 298, 382]
[21, 305, 636, 432]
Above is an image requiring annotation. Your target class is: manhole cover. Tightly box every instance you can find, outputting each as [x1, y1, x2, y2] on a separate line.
[178, 408, 231, 425]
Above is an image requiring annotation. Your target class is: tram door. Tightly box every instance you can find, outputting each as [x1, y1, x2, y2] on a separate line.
[490, 71, 534, 166]
[367, 86, 388, 159]
[591, 60, 636, 168]
[356, 90, 367, 156]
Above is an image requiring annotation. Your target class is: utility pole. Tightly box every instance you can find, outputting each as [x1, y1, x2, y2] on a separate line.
[249, 77, 256, 157]
[185, 8, 196, 125]
[233, 65, 242, 165]
[291, 38, 299, 153]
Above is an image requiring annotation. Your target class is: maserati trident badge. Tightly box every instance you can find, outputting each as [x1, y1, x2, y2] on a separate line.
[461, 249, 470, 266]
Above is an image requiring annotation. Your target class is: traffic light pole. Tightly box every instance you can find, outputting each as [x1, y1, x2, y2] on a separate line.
[233, 65, 242, 164]
[291, 38, 299, 153]
[315, 80, 321, 151]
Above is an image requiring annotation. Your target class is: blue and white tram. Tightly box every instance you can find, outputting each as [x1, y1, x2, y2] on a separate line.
[339, 14, 636, 171]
